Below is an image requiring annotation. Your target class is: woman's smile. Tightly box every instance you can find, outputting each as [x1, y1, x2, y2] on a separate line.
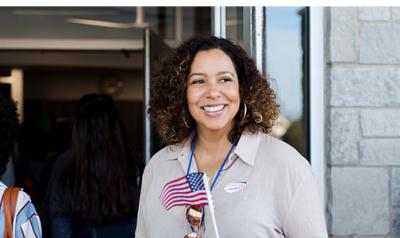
[202, 104, 225, 112]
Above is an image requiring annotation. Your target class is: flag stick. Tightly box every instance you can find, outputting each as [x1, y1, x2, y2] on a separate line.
[202, 174, 220, 238]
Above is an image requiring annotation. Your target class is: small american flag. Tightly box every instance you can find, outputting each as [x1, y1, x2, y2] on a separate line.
[160, 172, 209, 211]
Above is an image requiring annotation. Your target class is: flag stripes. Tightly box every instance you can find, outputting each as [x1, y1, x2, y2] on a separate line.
[160, 172, 208, 210]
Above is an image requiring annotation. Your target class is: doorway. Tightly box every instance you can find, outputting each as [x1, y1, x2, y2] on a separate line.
[0, 49, 146, 207]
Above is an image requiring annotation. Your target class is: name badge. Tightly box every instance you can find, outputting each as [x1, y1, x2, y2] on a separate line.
[224, 182, 247, 193]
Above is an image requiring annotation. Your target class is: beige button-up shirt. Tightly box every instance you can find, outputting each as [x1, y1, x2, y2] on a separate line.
[135, 132, 328, 238]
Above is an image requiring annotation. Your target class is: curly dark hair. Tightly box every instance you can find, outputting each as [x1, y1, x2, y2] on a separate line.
[149, 36, 279, 145]
[0, 95, 19, 176]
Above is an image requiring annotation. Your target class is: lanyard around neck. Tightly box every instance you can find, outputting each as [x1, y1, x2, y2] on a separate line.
[186, 136, 238, 191]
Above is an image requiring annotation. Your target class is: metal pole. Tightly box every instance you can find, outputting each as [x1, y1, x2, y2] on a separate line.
[175, 7, 182, 42]
[250, 6, 267, 75]
[309, 6, 326, 212]
[212, 7, 226, 38]
[144, 28, 152, 164]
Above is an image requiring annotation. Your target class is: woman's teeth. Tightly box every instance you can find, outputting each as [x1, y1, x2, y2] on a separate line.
[202, 105, 224, 112]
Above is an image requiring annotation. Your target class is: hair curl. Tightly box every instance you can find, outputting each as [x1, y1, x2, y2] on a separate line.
[149, 36, 279, 145]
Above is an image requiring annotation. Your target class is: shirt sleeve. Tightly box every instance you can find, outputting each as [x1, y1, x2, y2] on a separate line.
[14, 192, 42, 238]
[282, 170, 328, 238]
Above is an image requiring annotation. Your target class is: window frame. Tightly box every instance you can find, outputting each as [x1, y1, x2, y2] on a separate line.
[213, 6, 327, 210]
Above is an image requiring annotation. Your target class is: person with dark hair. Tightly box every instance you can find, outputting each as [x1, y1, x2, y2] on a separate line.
[135, 36, 328, 238]
[46, 94, 140, 238]
[0, 95, 42, 237]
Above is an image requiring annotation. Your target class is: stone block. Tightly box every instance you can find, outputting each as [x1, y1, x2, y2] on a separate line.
[330, 7, 357, 62]
[331, 167, 390, 235]
[330, 109, 359, 165]
[393, 7, 400, 20]
[391, 169, 400, 206]
[361, 110, 400, 136]
[354, 236, 392, 238]
[359, 7, 390, 20]
[354, 236, 393, 238]
[360, 139, 400, 165]
[392, 207, 400, 237]
[360, 24, 400, 64]
[331, 68, 400, 107]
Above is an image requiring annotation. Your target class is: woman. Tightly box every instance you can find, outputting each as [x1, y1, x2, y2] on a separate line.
[0, 95, 42, 237]
[47, 94, 141, 238]
[136, 36, 327, 237]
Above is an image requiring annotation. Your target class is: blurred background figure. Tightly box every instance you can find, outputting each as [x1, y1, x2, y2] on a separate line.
[44, 94, 141, 238]
[0, 95, 42, 237]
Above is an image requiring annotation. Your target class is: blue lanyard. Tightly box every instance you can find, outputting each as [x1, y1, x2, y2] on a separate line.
[186, 136, 238, 191]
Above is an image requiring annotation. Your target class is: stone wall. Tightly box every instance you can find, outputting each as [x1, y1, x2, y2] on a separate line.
[328, 7, 400, 238]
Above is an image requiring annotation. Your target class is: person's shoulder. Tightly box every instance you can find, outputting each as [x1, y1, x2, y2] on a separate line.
[14, 188, 40, 218]
[0, 182, 6, 199]
[51, 150, 73, 176]
[54, 149, 73, 166]
[0, 183, 33, 205]
[16, 188, 33, 204]
[14, 189, 42, 238]
[143, 143, 183, 175]
[260, 134, 303, 156]
[46, 149, 73, 189]
[0, 181, 6, 190]
[147, 145, 176, 165]
[256, 133, 311, 174]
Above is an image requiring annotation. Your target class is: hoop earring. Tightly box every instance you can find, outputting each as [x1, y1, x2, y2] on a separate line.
[240, 102, 247, 123]
[183, 117, 190, 129]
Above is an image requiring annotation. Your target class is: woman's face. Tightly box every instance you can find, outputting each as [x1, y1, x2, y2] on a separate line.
[186, 49, 240, 135]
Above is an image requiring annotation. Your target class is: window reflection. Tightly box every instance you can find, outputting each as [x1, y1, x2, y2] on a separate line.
[267, 7, 309, 158]
[226, 7, 244, 43]
[224, 7, 309, 158]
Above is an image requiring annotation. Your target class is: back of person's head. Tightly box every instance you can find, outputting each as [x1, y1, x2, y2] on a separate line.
[73, 94, 120, 155]
[60, 93, 139, 225]
[0, 95, 19, 176]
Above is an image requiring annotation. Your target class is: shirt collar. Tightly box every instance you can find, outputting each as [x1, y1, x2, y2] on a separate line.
[0, 181, 7, 188]
[232, 132, 262, 167]
[166, 136, 192, 161]
[167, 133, 197, 173]
[167, 132, 261, 168]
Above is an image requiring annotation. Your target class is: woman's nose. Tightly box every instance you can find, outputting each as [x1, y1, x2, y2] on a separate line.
[206, 81, 220, 98]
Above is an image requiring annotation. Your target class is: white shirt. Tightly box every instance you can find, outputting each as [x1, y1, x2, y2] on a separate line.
[135, 133, 328, 238]
[0, 181, 42, 238]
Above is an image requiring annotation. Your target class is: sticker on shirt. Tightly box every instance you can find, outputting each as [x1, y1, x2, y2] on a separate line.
[224, 182, 247, 193]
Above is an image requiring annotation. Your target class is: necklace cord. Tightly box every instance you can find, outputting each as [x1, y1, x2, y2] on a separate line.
[186, 136, 238, 191]
[186, 135, 239, 234]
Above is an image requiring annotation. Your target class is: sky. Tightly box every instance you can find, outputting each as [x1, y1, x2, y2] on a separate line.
[267, 7, 304, 121]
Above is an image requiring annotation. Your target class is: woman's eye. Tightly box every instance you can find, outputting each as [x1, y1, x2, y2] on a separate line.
[191, 79, 205, 84]
[220, 77, 232, 82]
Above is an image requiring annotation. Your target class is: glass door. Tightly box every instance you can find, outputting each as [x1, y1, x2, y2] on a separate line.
[266, 7, 310, 159]
[143, 28, 172, 163]
[216, 7, 310, 158]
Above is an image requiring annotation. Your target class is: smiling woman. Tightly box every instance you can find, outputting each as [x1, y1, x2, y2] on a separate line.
[136, 36, 328, 238]
[186, 49, 240, 136]
[149, 36, 278, 145]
